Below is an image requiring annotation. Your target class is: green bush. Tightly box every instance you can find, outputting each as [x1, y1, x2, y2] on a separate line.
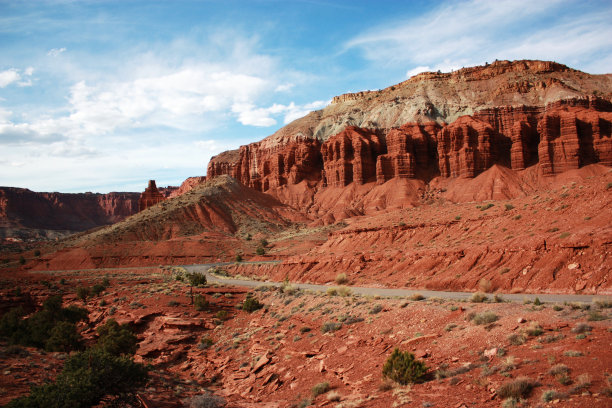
[45, 321, 82, 352]
[321, 322, 342, 333]
[256, 247, 265, 256]
[186, 273, 207, 287]
[7, 348, 148, 408]
[382, 348, 428, 385]
[0, 295, 88, 351]
[95, 319, 138, 356]
[242, 294, 263, 313]
[235, 254, 243, 262]
[91, 284, 106, 296]
[312, 381, 330, 397]
[76, 287, 90, 302]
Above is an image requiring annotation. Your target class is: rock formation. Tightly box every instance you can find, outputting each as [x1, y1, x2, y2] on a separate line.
[0, 188, 139, 239]
[207, 61, 612, 210]
[138, 180, 166, 212]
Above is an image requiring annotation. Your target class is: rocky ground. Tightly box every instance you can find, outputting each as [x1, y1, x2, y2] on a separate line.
[1, 267, 610, 407]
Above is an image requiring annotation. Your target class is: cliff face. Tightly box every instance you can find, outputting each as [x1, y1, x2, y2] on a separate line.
[207, 61, 612, 216]
[0, 188, 140, 239]
[138, 180, 166, 212]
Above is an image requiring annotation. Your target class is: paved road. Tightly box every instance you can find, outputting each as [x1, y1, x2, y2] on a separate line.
[183, 262, 611, 304]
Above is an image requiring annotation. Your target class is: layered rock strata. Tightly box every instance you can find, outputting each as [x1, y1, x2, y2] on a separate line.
[138, 180, 166, 212]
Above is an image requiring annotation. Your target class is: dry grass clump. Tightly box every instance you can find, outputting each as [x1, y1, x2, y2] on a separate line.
[541, 389, 567, 402]
[409, 293, 425, 301]
[470, 292, 488, 303]
[471, 311, 498, 325]
[335, 273, 348, 285]
[497, 377, 537, 399]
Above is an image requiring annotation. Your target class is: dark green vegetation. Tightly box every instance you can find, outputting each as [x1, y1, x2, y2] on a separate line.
[1, 295, 147, 407]
[242, 294, 263, 313]
[382, 348, 428, 385]
[0, 295, 88, 352]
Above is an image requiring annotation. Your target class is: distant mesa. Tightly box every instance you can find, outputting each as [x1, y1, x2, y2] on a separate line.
[138, 180, 166, 212]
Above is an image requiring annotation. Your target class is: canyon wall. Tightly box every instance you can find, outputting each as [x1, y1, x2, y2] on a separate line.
[208, 97, 612, 196]
[207, 61, 612, 202]
[0, 188, 140, 238]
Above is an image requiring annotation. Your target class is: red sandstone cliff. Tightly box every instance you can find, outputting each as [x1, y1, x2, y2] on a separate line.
[0, 187, 140, 239]
[207, 61, 611, 221]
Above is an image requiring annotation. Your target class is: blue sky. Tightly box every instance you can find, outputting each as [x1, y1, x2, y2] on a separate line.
[1, 0, 611, 193]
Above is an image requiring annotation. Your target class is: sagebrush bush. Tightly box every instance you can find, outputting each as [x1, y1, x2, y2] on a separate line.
[471, 311, 498, 325]
[335, 273, 348, 285]
[321, 321, 342, 333]
[382, 348, 428, 385]
[242, 294, 263, 313]
[470, 292, 488, 303]
[187, 393, 226, 408]
[187, 273, 207, 287]
[311, 381, 330, 397]
[497, 377, 536, 399]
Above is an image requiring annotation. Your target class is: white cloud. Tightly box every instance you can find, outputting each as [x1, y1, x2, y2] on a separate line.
[47, 47, 66, 57]
[346, 0, 612, 74]
[275, 83, 295, 92]
[232, 100, 329, 127]
[406, 66, 431, 78]
[0, 69, 21, 87]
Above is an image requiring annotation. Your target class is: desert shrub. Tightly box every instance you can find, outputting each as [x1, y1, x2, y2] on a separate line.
[215, 310, 229, 320]
[256, 247, 265, 255]
[335, 273, 348, 285]
[0, 296, 88, 351]
[34, 250, 41, 257]
[76, 287, 90, 302]
[563, 350, 583, 357]
[571, 323, 592, 333]
[7, 347, 147, 408]
[410, 293, 425, 301]
[95, 319, 138, 356]
[478, 279, 492, 293]
[168, 300, 180, 307]
[19, 256, 25, 265]
[594, 298, 612, 308]
[504, 204, 514, 211]
[526, 322, 543, 337]
[471, 311, 498, 325]
[538, 333, 564, 343]
[101, 277, 110, 287]
[382, 348, 428, 385]
[326, 390, 341, 401]
[194, 295, 210, 311]
[321, 322, 342, 333]
[186, 273, 207, 287]
[541, 389, 566, 402]
[507, 333, 526, 346]
[186, 393, 226, 408]
[91, 283, 106, 296]
[311, 382, 330, 397]
[587, 311, 606, 321]
[199, 337, 214, 349]
[337, 286, 352, 297]
[235, 254, 243, 262]
[533, 297, 542, 305]
[470, 292, 488, 303]
[45, 321, 82, 352]
[242, 294, 263, 313]
[326, 287, 338, 296]
[497, 377, 536, 399]
[300, 327, 311, 333]
[369, 304, 383, 314]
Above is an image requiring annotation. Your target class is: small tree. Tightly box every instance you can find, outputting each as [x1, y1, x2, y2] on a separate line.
[382, 348, 428, 385]
[242, 294, 263, 313]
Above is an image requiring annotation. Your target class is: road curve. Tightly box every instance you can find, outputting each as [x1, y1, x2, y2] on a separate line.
[182, 263, 611, 304]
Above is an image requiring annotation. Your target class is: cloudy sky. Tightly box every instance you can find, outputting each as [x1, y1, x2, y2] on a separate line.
[1, 0, 611, 193]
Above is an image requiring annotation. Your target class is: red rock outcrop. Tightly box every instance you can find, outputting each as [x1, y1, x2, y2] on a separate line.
[320, 126, 384, 187]
[138, 180, 166, 212]
[538, 105, 612, 175]
[436, 116, 507, 178]
[376, 122, 440, 183]
[168, 176, 206, 198]
[0, 188, 139, 238]
[208, 137, 322, 192]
